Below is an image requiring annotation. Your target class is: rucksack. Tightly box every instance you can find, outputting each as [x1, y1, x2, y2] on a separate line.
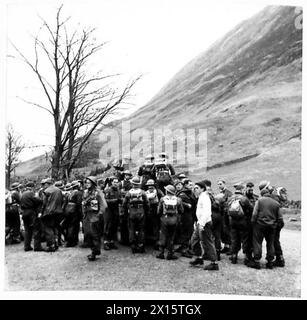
[146, 189, 159, 204]
[163, 195, 178, 216]
[143, 162, 154, 175]
[228, 197, 244, 218]
[155, 160, 171, 182]
[128, 188, 144, 218]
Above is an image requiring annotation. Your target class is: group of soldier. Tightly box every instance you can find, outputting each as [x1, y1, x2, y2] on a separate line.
[5, 152, 288, 271]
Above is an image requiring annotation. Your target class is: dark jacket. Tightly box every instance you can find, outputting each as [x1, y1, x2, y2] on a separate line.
[11, 190, 21, 205]
[20, 190, 42, 217]
[177, 188, 197, 220]
[245, 192, 259, 208]
[104, 186, 122, 208]
[219, 188, 233, 216]
[251, 193, 283, 227]
[42, 185, 63, 216]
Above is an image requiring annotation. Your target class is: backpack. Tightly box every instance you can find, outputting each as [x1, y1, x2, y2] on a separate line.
[146, 189, 159, 205]
[155, 160, 171, 182]
[143, 162, 154, 175]
[228, 197, 244, 219]
[128, 188, 144, 218]
[163, 195, 178, 216]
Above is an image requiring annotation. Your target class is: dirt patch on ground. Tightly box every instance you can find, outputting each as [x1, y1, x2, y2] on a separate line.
[4, 229, 300, 297]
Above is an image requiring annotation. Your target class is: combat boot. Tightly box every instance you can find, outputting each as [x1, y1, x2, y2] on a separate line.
[166, 252, 178, 260]
[216, 250, 221, 261]
[104, 242, 111, 250]
[138, 244, 145, 253]
[244, 253, 253, 265]
[87, 253, 96, 261]
[204, 262, 219, 271]
[156, 252, 165, 259]
[247, 260, 261, 269]
[189, 257, 204, 266]
[273, 256, 285, 267]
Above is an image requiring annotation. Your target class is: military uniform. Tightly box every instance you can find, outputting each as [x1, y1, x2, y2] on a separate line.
[123, 181, 149, 253]
[82, 184, 108, 259]
[104, 185, 121, 249]
[6, 185, 22, 243]
[20, 187, 43, 251]
[228, 189, 254, 263]
[41, 183, 64, 251]
[219, 188, 233, 252]
[156, 186, 184, 259]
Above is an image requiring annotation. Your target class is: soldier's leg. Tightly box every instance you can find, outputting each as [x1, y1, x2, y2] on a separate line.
[221, 214, 231, 252]
[23, 216, 33, 250]
[273, 226, 285, 266]
[248, 224, 263, 268]
[110, 209, 119, 246]
[103, 208, 112, 249]
[11, 206, 21, 242]
[33, 216, 43, 250]
[128, 217, 137, 252]
[200, 223, 217, 262]
[90, 221, 101, 256]
[264, 226, 276, 266]
[42, 215, 56, 250]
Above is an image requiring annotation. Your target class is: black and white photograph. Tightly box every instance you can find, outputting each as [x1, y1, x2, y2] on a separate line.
[1, 0, 304, 299]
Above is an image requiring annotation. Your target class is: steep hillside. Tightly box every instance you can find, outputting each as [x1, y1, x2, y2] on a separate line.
[16, 5, 302, 199]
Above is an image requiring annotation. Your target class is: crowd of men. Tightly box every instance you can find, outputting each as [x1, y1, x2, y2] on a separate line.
[5, 152, 288, 271]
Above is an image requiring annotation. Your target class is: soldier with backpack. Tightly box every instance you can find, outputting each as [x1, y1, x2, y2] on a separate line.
[156, 185, 184, 260]
[123, 177, 149, 254]
[138, 154, 156, 189]
[227, 183, 254, 264]
[145, 179, 164, 249]
[118, 170, 133, 245]
[82, 176, 108, 261]
[153, 153, 175, 192]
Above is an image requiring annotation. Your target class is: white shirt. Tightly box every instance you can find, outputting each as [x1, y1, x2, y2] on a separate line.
[196, 191, 212, 227]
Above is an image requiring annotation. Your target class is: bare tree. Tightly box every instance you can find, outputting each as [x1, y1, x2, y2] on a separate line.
[6, 125, 25, 187]
[11, 5, 140, 179]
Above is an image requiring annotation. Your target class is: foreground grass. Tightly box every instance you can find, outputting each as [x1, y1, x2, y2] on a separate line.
[5, 229, 300, 297]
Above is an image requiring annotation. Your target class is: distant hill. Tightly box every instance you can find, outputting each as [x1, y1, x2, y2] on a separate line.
[16, 5, 302, 199]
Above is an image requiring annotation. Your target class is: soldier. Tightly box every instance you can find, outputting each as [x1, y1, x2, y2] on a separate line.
[40, 179, 64, 252]
[156, 185, 184, 260]
[103, 177, 121, 250]
[20, 182, 44, 251]
[244, 181, 259, 264]
[248, 181, 283, 269]
[118, 170, 133, 245]
[138, 154, 156, 189]
[227, 182, 254, 264]
[270, 186, 287, 267]
[144, 179, 164, 250]
[123, 177, 149, 254]
[176, 179, 197, 258]
[217, 179, 233, 255]
[189, 181, 219, 271]
[82, 176, 108, 261]
[7, 182, 22, 244]
[64, 180, 83, 247]
[153, 153, 176, 192]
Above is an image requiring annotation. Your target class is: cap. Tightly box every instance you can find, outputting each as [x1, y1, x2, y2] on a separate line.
[178, 173, 187, 179]
[123, 170, 132, 176]
[54, 181, 64, 188]
[195, 180, 207, 190]
[71, 180, 80, 189]
[131, 177, 141, 185]
[26, 181, 35, 188]
[233, 182, 244, 190]
[246, 182, 254, 188]
[64, 183, 72, 191]
[10, 182, 20, 190]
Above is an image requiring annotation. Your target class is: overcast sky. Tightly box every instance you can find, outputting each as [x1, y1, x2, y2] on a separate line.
[3, 0, 300, 161]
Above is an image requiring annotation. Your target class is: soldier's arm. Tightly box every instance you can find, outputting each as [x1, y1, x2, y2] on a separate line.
[137, 166, 143, 176]
[123, 193, 130, 215]
[251, 200, 260, 224]
[142, 192, 150, 215]
[168, 164, 176, 176]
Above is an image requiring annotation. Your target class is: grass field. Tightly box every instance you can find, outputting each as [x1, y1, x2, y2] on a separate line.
[5, 227, 300, 297]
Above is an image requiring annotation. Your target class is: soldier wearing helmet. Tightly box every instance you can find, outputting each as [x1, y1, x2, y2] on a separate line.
[82, 176, 108, 261]
[138, 154, 156, 189]
[123, 176, 149, 254]
[156, 184, 184, 260]
[144, 179, 164, 249]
